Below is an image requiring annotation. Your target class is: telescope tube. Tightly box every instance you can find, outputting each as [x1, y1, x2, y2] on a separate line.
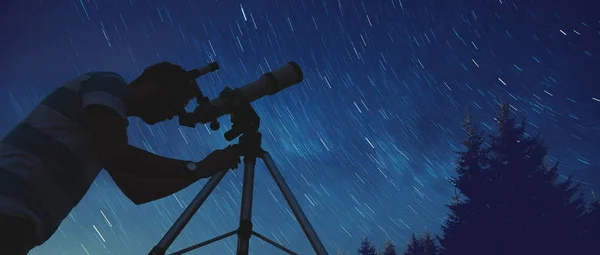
[182, 62, 303, 125]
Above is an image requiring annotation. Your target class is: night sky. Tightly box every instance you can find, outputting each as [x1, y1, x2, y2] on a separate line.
[1, 0, 598, 254]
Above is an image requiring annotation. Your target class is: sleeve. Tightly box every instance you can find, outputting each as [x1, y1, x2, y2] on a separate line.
[79, 72, 129, 120]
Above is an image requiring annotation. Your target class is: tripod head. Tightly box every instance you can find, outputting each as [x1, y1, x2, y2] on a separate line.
[176, 61, 303, 142]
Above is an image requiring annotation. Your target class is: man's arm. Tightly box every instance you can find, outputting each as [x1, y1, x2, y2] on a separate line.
[107, 144, 207, 179]
[104, 145, 205, 205]
[106, 171, 201, 205]
[82, 104, 212, 204]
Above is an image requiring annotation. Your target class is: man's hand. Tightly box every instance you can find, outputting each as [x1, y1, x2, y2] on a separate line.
[196, 149, 241, 177]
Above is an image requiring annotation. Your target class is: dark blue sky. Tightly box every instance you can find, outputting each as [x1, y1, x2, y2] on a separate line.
[1, 0, 598, 254]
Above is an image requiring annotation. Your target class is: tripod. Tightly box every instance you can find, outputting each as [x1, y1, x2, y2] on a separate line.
[149, 101, 329, 255]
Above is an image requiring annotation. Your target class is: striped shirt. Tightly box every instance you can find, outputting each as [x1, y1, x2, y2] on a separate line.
[0, 72, 129, 245]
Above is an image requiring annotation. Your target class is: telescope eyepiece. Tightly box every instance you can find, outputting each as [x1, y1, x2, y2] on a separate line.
[187, 62, 220, 79]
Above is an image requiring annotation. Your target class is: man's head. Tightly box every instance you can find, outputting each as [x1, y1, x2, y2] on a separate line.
[126, 62, 198, 125]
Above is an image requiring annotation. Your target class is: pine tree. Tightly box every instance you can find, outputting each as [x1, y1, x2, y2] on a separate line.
[589, 198, 600, 228]
[383, 239, 397, 255]
[439, 109, 491, 255]
[421, 229, 438, 255]
[439, 103, 588, 255]
[452, 109, 489, 200]
[487, 103, 586, 254]
[402, 229, 441, 255]
[404, 233, 423, 255]
[358, 236, 376, 255]
[583, 191, 600, 253]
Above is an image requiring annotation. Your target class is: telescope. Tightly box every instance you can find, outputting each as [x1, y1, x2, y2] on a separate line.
[149, 61, 329, 255]
[177, 61, 303, 141]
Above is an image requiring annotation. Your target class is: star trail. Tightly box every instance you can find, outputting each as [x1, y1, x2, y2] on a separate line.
[0, 0, 598, 254]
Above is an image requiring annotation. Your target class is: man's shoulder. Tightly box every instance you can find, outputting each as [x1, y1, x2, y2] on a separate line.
[83, 71, 124, 79]
[82, 72, 127, 85]
[78, 71, 128, 99]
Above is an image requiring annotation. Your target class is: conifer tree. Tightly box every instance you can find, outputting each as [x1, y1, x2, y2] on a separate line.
[452, 109, 489, 200]
[383, 239, 397, 255]
[486, 103, 586, 254]
[404, 233, 423, 255]
[439, 103, 588, 255]
[439, 109, 491, 255]
[358, 236, 376, 255]
[583, 190, 600, 253]
[421, 229, 438, 255]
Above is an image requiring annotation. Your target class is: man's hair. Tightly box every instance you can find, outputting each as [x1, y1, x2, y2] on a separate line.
[132, 62, 199, 98]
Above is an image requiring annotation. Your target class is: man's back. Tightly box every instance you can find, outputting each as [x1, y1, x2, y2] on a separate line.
[0, 72, 128, 245]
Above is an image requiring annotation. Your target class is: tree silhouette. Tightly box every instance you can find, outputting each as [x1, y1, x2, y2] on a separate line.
[383, 239, 397, 255]
[403, 231, 438, 255]
[358, 236, 376, 255]
[421, 229, 437, 255]
[439, 103, 588, 255]
[438, 109, 491, 255]
[404, 233, 423, 255]
[488, 103, 586, 254]
[583, 191, 600, 253]
[451, 108, 489, 200]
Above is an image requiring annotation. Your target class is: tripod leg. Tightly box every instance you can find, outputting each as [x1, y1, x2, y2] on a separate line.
[170, 230, 237, 255]
[252, 231, 298, 255]
[150, 170, 228, 255]
[236, 156, 257, 255]
[261, 152, 329, 255]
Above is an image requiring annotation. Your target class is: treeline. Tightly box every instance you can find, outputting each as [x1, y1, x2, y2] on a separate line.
[345, 104, 600, 255]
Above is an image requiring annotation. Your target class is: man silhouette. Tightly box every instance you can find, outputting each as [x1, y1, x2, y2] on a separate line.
[0, 62, 240, 254]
